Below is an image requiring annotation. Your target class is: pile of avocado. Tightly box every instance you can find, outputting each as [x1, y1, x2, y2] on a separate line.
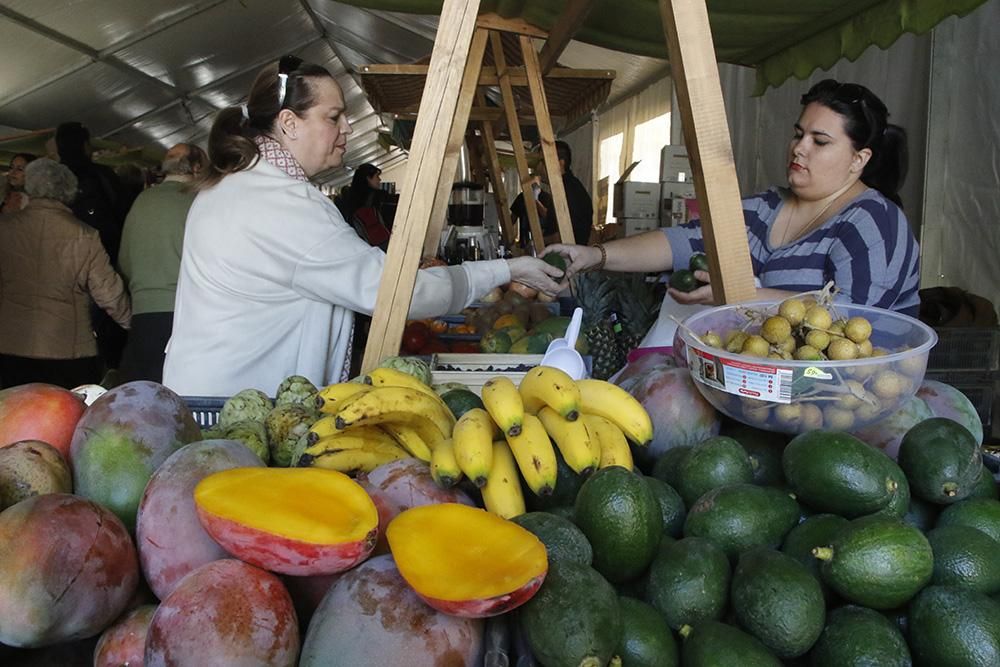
[505, 417, 1000, 666]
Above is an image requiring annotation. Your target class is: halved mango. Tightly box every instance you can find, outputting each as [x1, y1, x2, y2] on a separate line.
[194, 467, 377, 576]
[387, 503, 547, 617]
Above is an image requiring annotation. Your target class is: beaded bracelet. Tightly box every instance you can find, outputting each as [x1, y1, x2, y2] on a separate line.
[590, 243, 607, 272]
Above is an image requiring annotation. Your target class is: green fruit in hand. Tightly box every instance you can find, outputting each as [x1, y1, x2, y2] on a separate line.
[669, 269, 700, 293]
[689, 253, 710, 273]
[542, 252, 567, 278]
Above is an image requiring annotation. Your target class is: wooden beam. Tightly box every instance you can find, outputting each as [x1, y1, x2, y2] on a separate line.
[521, 35, 575, 245]
[423, 27, 490, 257]
[475, 12, 548, 38]
[538, 0, 597, 75]
[357, 63, 615, 85]
[492, 31, 545, 255]
[362, 0, 482, 373]
[478, 90, 517, 248]
[659, 0, 756, 304]
[390, 107, 543, 126]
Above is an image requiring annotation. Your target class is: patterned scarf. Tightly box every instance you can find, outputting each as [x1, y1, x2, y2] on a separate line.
[254, 134, 308, 182]
[253, 134, 354, 381]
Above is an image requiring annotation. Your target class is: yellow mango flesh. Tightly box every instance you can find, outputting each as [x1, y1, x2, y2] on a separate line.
[387, 503, 547, 602]
[194, 468, 377, 545]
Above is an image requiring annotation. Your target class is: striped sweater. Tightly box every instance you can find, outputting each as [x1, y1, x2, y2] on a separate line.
[663, 187, 920, 316]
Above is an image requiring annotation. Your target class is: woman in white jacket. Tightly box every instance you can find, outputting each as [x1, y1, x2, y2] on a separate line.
[163, 55, 562, 396]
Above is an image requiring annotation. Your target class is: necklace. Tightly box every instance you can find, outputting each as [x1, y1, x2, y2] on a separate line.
[777, 180, 857, 247]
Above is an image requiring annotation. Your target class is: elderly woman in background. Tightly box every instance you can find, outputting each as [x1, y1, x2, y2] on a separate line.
[0, 153, 37, 214]
[0, 158, 131, 389]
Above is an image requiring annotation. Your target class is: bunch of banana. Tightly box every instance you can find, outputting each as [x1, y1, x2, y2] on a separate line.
[577, 379, 654, 447]
[301, 376, 458, 475]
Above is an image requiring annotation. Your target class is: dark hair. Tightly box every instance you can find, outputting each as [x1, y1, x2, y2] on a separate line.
[555, 141, 572, 170]
[10, 153, 37, 166]
[198, 55, 335, 189]
[800, 79, 908, 208]
[342, 163, 382, 219]
[55, 122, 92, 167]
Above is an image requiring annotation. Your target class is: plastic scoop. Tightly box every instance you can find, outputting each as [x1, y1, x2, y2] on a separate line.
[540, 307, 586, 380]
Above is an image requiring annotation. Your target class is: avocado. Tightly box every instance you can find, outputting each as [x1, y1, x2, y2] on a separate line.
[675, 435, 755, 506]
[814, 516, 933, 609]
[731, 548, 826, 658]
[809, 605, 911, 667]
[689, 252, 710, 273]
[908, 585, 1000, 667]
[643, 476, 686, 538]
[721, 422, 788, 486]
[679, 621, 782, 667]
[872, 461, 911, 519]
[541, 251, 567, 278]
[520, 561, 622, 667]
[511, 511, 593, 566]
[439, 388, 484, 420]
[668, 269, 699, 293]
[683, 483, 800, 560]
[902, 495, 940, 533]
[574, 466, 662, 582]
[936, 497, 1000, 545]
[645, 537, 730, 629]
[781, 513, 849, 604]
[782, 430, 898, 517]
[898, 417, 983, 504]
[927, 524, 1000, 594]
[616, 597, 679, 667]
[968, 467, 999, 500]
[651, 446, 693, 489]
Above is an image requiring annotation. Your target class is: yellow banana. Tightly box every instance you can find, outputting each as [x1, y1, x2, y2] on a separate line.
[584, 414, 634, 470]
[335, 387, 454, 440]
[577, 379, 654, 447]
[315, 382, 372, 414]
[430, 438, 463, 488]
[537, 406, 599, 475]
[452, 408, 495, 487]
[482, 376, 524, 437]
[300, 426, 400, 460]
[519, 366, 581, 421]
[303, 442, 410, 475]
[481, 441, 526, 519]
[365, 368, 456, 422]
[505, 413, 557, 496]
[307, 414, 346, 444]
[378, 423, 432, 462]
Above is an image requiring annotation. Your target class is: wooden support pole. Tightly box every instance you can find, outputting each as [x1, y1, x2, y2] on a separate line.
[362, 0, 482, 373]
[478, 90, 516, 248]
[659, 0, 756, 304]
[423, 27, 490, 257]
[491, 31, 545, 255]
[538, 0, 597, 75]
[521, 35, 575, 246]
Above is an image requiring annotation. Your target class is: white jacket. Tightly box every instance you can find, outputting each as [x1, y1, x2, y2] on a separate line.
[163, 159, 508, 396]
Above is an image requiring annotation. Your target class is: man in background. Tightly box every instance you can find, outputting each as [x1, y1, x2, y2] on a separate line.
[549, 141, 594, 245]
[118, 143, 206, 383]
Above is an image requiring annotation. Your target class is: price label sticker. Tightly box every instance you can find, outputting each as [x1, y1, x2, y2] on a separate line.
[688, 347, 793, 403]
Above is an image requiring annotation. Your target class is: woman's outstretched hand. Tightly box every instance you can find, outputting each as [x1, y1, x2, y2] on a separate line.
[506, 256, 567, 296]
[542, 243, 603, 279]
[668, 270, 716, 305]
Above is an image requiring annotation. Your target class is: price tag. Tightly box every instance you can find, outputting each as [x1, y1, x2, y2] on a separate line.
[688, 347, 793, 403]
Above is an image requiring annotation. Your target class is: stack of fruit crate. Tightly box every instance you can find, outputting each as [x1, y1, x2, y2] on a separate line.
[924, 326, 1000, 438]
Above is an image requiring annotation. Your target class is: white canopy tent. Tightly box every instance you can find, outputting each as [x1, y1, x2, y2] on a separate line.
[0, 0, 997, 306]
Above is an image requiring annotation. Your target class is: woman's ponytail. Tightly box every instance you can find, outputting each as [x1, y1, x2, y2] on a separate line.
[862, 123, 908, 209]
[195, 106, 260, 191]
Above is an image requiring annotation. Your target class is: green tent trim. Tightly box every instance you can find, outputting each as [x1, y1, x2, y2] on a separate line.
[335, 0, 989, 93]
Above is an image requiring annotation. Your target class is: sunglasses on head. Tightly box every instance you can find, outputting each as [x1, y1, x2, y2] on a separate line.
[276, 55, 303, 108]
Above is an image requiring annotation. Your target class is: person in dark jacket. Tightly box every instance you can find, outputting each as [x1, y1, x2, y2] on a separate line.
[550, 141, 594, 245]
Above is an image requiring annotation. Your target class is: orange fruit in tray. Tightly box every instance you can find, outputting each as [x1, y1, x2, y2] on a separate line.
[427, 319, 449, 335]
[493, 314, 525, 331]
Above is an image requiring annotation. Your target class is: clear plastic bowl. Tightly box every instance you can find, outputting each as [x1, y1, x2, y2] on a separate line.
[676, 301, 938, 434]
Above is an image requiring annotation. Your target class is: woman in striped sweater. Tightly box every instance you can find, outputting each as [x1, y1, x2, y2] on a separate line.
[549, 79, 919, 316]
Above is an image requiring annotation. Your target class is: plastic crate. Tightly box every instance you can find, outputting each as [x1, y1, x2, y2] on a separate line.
[924, 370, 998, 428]
[183, 396, 227, 429]
[927, 327, 1000, 372]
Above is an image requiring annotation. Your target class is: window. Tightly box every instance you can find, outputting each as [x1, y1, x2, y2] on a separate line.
[598, 132, 623, 225]
[631, 112, 671, 183]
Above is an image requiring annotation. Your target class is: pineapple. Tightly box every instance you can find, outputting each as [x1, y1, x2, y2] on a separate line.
[616, 273, 662, 353]
[572, 271, 626, 380]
